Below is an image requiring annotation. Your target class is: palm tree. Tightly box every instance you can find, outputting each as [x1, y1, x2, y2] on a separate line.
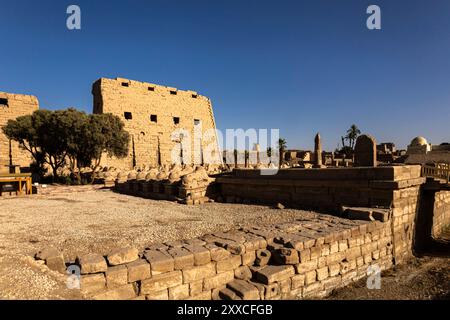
[345, 124, 361, 149]
[233, 149, 238, 168]
[267, 147, 272, 164]
[244, 150, 249, 168]
[278, 138, 287, 167]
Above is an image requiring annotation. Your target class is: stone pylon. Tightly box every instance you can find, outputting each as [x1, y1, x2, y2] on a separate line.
[314, 133, 326, 168]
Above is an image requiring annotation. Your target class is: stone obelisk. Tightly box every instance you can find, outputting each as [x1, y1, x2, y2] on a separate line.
[314, 133, 325, 168]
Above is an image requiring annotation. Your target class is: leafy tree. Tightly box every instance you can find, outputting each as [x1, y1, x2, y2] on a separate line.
[3, 108, 129, 183]
[267, 147, 272, 164]
[345, 124, 361, 149]
[278, 138, 287, 167]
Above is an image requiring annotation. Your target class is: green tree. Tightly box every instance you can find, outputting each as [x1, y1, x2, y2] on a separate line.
[3, 108, 129, 183]
[267, 147, 272, 164]
[345, 124, 361, 149]
[277, 138, 287, 167]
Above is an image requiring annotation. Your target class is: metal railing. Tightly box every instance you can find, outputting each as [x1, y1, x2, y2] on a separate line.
[421, 163, 450, 183]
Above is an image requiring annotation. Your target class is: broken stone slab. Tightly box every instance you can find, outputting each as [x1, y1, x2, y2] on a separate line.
[77, 253, 108, 274]
[107, 247, 139, 266]
[255, 265, 295, 285]
[227, 279, 260, 300]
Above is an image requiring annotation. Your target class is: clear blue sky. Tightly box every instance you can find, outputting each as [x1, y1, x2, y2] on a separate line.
[1, 0, 449, 150]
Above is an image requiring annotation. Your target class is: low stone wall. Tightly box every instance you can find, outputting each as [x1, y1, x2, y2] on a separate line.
[218, 165, 424, 264]
[36, 215, 393, 300]
[432, 191, 450, 238]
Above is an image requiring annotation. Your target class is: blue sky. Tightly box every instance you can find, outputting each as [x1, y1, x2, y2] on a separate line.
[1, 0, 449, 150]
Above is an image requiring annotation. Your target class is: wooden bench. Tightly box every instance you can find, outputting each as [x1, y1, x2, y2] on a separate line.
[0, 173, 32, 196]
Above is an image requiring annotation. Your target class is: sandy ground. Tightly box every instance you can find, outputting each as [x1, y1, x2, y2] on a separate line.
[0, 187, 448, 300]
[0, 187, 318, 299]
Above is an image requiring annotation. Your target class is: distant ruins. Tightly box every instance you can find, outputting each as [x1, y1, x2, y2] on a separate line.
[405, 136, 450, 164]
[0, 92, 39, 174]
[92, 77, 220, 170]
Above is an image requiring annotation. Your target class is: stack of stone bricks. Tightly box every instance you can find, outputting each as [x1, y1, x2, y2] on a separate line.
[114, 176, 216, 205]
[37, 214, 394, 300]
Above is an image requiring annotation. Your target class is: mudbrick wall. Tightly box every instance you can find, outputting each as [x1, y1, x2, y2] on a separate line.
[92, 77, 220, 169]
[0, 91, 39, 173]
[36, 215, 392, 300]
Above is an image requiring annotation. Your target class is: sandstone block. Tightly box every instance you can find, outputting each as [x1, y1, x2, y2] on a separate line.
[168, 247, 195, 270]
[169, 284, 190, 300]
[291, 274, 305, 289]
[91, 284, 136, 300]
[146, 289, 169, 300]
[143, 250, 174, 274]
[182, 263, 216, 283]
[203, 270, 234, 290]
[295, 259, 318, 274]
[316, 266, 329, 281]
[141, 271, 182, 293]
[273, 248, 299, 265]
[304, 270, 317, 285]
[77, 254, 108, 274]
[107, 247, 139, 266]
[241, 251, 256, 266]
[255, 265, 295, 284]
[255, 249, 271, 266]
[206, 244, 231, 262]
[216, 254, 241, 273]
[127, 259, 151, 282]
[227, 280, 260, 300]
[106, 265, 128, 288]
[234, 266, 252, 280]
[81, 273, 106, 295]
[183, 245, 211, 266]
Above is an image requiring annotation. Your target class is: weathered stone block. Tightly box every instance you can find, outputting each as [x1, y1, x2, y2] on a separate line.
[77, 254, 108, 274]
[127, 259, 151, 282]
[203, 270, 234, 290]
[255, 265, 295, 284]
[81, 273, 106, 295]
[141, 271, 182, 293]
[107, 247, 139, 266]
[182, 263, 216, 283]
[168, 247, 195, 270]
[227, 280, 260, 300]
[255, 249, 271, 266]
[106, 265, 128, 288]
[216, 254, 241, 273]
[169, 284, 190, 300]
[144, 250, 174, 274]
[91, 284, 137, 300]
[234, 266, 252, 280]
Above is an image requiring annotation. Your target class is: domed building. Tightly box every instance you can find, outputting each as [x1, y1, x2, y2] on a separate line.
[406, 136, 450, 164]
[406, 136, 431, 154]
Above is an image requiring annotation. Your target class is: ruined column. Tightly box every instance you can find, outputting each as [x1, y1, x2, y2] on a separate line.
[313, 133, 325, 168]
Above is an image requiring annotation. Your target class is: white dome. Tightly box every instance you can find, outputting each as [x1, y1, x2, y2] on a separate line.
[410, 136, 428, 146]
